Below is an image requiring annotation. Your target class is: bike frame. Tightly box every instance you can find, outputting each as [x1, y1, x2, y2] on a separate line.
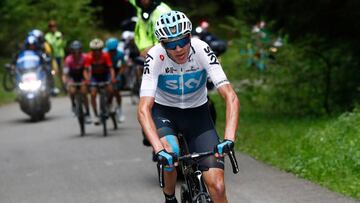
[157, 134, 239, 203]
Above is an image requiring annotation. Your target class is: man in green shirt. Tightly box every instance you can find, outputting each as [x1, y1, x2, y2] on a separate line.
[129, 0, 171, 56]
[45, 20, 66, 93]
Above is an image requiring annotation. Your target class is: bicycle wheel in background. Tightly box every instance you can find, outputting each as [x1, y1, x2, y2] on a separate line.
[99, 90, 108, 137]
[2, 70, 16, 92]
[75, 93, 85, 136]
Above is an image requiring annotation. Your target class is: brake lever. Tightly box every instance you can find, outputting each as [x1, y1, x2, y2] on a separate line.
[157, 163, 165, 188]
[228, 149, 239, 174]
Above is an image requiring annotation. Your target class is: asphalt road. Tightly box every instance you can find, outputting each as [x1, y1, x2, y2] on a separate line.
[0, 96, 357, 203]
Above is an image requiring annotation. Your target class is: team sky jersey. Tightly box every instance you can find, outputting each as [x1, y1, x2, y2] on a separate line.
[140, 38, 229, 109]
[84, 52, 112, 75]
[64, 53, 87, 80]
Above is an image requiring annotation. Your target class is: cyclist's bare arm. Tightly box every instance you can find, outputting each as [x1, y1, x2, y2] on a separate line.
[109, 66, 116, 82]
[217, 84, 240, 142]
[137, 96, 164, 153]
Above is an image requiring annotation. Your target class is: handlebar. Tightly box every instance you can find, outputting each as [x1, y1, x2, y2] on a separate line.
[157, 148, 239, 188]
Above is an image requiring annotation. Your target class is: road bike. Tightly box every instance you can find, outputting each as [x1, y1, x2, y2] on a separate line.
[157, 134, 239, 203]
[93, 82, 117, 136]
[70, 82, 87, 136]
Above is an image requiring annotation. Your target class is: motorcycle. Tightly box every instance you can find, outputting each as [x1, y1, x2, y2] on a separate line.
[12, 50, 51, 121]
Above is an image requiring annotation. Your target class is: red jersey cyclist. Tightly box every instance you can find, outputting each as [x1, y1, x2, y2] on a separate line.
[84, 38, 116, 125]
[63, 40, 91, 123]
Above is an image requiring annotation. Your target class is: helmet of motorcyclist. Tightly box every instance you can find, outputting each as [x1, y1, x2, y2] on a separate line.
[155, 10, 192, 42]
[105, 38, 119, 51]
[28, 29, 45, 43]
[89, 38, 104, 50]
[24, 35, 38, 50]
[70, 40, 82, 51]
[28, 29, 43, 39]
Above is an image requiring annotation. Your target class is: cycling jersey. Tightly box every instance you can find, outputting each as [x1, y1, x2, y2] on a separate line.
[104, 50, 125, 72]
[85, 52, 112, 75]
[64, 53, 87, 82]
[140, 38, 229, 109]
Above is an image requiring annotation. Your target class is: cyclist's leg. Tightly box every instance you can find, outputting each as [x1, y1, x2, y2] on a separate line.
[80, 84, 90, 115]
[90, 86, 98, 117]
[152, 103, 179, 200]
[68, 85, 76, 110]
[183, 103, 227, 202]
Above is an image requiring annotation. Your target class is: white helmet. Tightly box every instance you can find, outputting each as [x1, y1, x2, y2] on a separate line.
[89, 38, 104, 50]
[155, 10, 192, 41]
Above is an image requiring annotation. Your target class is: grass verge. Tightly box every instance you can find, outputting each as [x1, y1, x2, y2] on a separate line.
[210, 93, 360, 200]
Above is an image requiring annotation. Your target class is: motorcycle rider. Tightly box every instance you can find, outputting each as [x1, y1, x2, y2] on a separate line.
[104, 37, 126, 123]
[28, 29, 57, 94]
[63, 40, 91, 123]
[15, 36, 48, 87]
[84, 38, 116, 125]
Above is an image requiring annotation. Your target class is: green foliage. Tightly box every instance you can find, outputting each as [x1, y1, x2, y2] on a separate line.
[289, 108, 360, 198]
[212, 92, 360, 199]
[0, 0, 99, 56]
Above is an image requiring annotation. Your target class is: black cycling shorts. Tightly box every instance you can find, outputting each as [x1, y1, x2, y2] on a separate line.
[152, 102, 224, 171]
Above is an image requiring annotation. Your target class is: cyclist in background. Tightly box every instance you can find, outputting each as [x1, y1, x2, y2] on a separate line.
[84, 38, 116, 125]
[128, 0, 171, 56]
[137, 11, 239, 203]
[63, 40, 91, 123]
[104, 37, 126, 123]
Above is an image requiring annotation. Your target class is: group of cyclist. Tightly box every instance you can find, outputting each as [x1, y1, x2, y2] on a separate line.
[63, 37, 127, 125]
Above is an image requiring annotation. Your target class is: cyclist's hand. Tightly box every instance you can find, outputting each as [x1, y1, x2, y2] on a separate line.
[155, 149, 176, 168]
[214, 139, 234, 157]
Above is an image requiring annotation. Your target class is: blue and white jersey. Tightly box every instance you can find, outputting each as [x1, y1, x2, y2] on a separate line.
[16, 50, 41, 71]
[140, 38, 229, 109]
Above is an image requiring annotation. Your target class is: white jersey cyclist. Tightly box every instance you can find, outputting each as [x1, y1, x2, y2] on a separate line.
[140, 37, 229, 109]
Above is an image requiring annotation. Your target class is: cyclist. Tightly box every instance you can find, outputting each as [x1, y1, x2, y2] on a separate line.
[128, 0, 171, 56]
[63, 40, 91, 123]
[104, 37, 126, 123]
[137, 11, 240, 203]
[84, 38, 116, 125]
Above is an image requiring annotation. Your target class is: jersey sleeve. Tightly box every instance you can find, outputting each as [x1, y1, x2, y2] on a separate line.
[103, 52, 113, 67]
[63, 56, 71, 74]
[140, 49, 160, 97]
[84, 53, 92, 69]
[195, 39, 229, 88]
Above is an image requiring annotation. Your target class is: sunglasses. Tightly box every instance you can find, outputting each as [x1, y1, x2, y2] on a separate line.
[163, 36, 191, 50]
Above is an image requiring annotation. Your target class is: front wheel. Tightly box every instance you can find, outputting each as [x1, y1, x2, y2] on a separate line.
[75, 94, 85, 136]
[180, 184, 191, 203]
